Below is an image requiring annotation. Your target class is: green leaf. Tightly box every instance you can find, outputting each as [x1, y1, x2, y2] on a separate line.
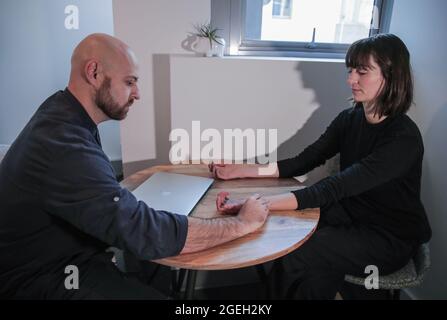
[193, 22, 222, 44]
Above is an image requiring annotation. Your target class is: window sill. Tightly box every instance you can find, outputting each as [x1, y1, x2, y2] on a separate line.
[221, 54, 345, 63]
[169, 53, 345, 64]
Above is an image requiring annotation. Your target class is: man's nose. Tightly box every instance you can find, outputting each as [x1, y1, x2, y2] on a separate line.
[132, 86, 140, 100]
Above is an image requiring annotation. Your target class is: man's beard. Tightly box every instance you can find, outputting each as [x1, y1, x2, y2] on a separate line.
[95, 77, 133, 120]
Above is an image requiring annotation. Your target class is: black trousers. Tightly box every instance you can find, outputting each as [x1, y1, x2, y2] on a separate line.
[11, 253, 166, 300]
[267, 204, 417, 300]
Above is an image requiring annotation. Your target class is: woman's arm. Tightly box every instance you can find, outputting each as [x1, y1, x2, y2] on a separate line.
[276, 111, 345, 178]
[210, 163, 279, 180]
[216, 191, 298, 214]
[263, 193, 299, 211]
[291, 133, 422, 211]
[210, 110, 347, 180]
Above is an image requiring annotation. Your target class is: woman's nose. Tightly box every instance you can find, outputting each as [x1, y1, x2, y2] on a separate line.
[347, 72, 359, 86]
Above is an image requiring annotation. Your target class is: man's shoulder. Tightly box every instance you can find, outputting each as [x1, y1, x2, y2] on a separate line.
[35, 114, 94, 142]
[34, 93, 94, 141]
[13, 101, 98, 166]
[26, 114, 110, 180]
[0, 92, 97, 184]
[34, 89, 95, 139]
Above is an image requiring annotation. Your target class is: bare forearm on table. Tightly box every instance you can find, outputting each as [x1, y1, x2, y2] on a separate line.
[264, 193, 298, 211]
[241, 163, 280, 178]
[180, 216, 246, 254]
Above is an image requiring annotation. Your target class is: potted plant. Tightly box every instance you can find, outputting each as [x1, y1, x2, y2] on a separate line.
[193, 22, 225, 57]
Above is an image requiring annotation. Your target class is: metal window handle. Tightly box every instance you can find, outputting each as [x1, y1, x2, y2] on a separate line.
[306, 27, 317, 49]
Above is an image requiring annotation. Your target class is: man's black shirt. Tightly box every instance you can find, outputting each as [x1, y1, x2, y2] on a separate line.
[278, 105, 431, 243]
[0, 89, 188, 295]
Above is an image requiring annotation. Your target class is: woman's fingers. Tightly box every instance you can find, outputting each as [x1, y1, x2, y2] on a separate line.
[216, 191, 230, 211]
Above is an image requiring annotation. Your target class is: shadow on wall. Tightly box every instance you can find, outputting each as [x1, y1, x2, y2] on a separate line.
[417, 103, 447, 299]
[152, 54, 173, 166]
[124, 57, 351, 179]
[271, 61, 351, 183]
[181, 34, 197, 53]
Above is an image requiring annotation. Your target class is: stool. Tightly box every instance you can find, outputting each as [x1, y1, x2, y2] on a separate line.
[344, 243, 430, 300]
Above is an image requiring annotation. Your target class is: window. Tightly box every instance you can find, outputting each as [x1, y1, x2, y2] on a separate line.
[212, 0, 394, 58]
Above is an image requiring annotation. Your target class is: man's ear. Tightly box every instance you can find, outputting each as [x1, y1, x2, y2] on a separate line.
[85, 60, 102, 88]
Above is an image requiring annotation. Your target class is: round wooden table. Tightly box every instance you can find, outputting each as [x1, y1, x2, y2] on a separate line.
[121, 164, 319, 298]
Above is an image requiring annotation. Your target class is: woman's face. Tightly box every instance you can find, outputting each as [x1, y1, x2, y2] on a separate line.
[347, 55, 385, 107]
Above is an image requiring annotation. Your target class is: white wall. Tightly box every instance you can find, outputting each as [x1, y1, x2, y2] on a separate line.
[112, 0, 211, 175]
[0, 0, 120, 161]
[389, 0, 447, 299]
[170, 56, 351, 166]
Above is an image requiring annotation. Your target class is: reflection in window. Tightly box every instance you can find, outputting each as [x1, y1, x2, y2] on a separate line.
[272, 0, 293, 19]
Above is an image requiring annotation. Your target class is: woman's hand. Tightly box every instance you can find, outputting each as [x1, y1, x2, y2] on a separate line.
[209, 163, 246, 180]
[217, 191, 299, 213]
[216, 191, 245, 214]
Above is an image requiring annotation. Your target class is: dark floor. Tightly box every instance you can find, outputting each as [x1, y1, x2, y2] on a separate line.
[185, 282, 267, 300]
[126, 255, 396, 300]
[189, 281, 393, 300]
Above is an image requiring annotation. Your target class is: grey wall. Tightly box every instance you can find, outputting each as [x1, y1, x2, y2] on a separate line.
[389, 0, 447, 299]
[0, 0, 121, 161]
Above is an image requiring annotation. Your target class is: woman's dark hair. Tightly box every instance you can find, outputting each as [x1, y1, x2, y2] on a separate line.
[345, 33, 413, 117]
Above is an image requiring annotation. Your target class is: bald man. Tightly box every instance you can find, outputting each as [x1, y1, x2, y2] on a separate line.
[0, 34, 268, 299]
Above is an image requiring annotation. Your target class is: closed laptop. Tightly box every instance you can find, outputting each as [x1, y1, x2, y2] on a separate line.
[131, 172, 214, 216]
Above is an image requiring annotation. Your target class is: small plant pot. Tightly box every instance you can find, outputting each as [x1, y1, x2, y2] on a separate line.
[192, 36, 213, 57]
[192, 36, 225, 57]
[212, 37, 226, 57]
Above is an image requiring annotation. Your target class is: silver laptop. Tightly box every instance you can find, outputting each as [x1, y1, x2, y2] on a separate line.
[131, 172, 214, 216]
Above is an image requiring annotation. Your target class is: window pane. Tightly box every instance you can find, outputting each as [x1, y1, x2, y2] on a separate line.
[245, 0, 375, 44]
[272, 0, 282, 16]
[272, 0, 292, 19]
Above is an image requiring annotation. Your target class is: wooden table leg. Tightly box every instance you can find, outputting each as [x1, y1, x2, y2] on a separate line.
[184, 269, 198, 300]
[170, 268, 187, 299]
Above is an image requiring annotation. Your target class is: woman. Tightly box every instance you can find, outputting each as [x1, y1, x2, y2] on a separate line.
[210, 34, 432, 299]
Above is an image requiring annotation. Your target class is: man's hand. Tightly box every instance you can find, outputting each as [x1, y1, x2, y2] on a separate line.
[216, 191, 245, 214]
[181, 193, 270, 254]
[235, 194, 269, 234]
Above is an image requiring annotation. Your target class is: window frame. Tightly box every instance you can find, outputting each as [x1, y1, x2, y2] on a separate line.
[212, 0, 394, 59]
